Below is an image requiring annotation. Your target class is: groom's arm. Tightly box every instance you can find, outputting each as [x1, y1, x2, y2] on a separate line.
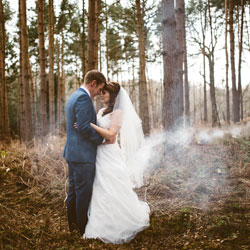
[75, 95, 103, 145]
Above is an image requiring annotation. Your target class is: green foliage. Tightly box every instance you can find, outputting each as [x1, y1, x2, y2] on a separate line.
[1, 150, 6, 158]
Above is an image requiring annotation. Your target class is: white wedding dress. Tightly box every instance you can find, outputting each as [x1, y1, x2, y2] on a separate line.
[83, 109, 150, 244]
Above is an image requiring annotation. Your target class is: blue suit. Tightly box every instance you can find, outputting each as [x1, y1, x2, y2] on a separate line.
[63, 88, 103, 235]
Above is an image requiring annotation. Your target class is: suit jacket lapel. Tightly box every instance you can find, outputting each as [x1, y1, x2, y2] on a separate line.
[78, 88, 97, 123]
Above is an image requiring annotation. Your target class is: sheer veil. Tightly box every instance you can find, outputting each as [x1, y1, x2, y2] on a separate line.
[110, 87, 145, 188]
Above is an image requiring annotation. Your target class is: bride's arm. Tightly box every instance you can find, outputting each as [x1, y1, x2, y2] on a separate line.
[90, 123, 118, 141]
[90, 110, 122, 141]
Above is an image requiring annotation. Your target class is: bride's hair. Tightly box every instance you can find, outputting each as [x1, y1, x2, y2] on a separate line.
[102, 81, 120, 116]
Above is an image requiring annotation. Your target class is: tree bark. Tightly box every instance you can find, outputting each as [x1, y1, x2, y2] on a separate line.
[225, 0, 230, 123]
[183, 0, 190, 127]
[162, 0, 178, 130]
[175, 0, 184, 126]
[136, 0, 150, 134]
[208, 55, 218, 127]
[28, 57, 37, 136]
[18, 0, 25, 140]
[208, 0, 219, 127]
[87, 0, 97, 71]
[37, 0, 47, 136]
[48, 0, 55, 131]
[238, 0, 244, 120]
[229, 0, 239, 122]
[105, 0, 109, 81]
[200, 5, 208, 123]
[94, 0, 101, 70]
[60, 31, 65, 127]
[81, 0, 87, 79]
[20, 0, 33, 142]
[193, 85, 196, 125]
[0, 0, 10, 140]
[56, 39, 61, 127]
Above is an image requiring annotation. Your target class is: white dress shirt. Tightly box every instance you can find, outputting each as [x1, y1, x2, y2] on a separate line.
[80, 86, 91, 98]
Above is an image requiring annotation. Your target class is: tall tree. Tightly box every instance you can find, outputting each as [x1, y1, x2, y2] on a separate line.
[207, 0, 219, 127]
[201, 3, 208, 123]
[183, 0, 190, 127]
[136, 0, 150, 134]
[229, 0, 239, 122]
[225, 0, 230, 123]
[81, 0, 87, 78]
[175, 0, 185, 126]
[87, 0, 97, 71]
[48, 0, 55, 131]
[19, 0, 33, 142]
[94, 0, 101, 70]
[37, 0, 47, 136]
[238, 0, 244, 120]
[162, 0, 178, 129]
[105, 0, 109, 81]
[0, 0, 10, 140]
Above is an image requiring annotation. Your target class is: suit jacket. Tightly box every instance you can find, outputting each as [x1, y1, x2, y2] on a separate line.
[63, 88, 103, 163]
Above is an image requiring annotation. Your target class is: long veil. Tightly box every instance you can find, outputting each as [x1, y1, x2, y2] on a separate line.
[111, 87, 145, 188]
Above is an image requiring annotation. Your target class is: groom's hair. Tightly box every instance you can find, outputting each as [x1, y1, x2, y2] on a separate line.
[84, 70, 107, 86]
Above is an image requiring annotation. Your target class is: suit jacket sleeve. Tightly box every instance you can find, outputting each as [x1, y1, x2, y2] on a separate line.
[75, 95, 103, 145]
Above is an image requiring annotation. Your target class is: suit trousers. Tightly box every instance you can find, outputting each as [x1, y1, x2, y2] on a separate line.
[66, 161, 96, 235]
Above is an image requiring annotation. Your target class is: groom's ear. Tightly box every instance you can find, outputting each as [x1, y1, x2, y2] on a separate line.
[90, 80, 97, 87]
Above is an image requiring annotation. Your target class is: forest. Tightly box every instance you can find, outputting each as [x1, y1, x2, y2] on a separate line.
[0, 0, 250, 249]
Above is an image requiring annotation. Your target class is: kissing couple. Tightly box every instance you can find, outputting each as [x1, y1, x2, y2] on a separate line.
[63, 70, 150, 244]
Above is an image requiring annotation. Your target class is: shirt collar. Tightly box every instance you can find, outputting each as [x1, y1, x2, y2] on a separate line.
[80, 86, 91, 98]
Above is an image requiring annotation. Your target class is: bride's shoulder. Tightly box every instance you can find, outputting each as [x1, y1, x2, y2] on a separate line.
[97, 108, 107, 117]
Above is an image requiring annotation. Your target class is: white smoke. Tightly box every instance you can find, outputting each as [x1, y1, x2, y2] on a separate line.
[135, 121, 250, 210]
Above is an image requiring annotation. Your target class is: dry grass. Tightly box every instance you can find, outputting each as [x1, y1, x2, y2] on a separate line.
[0, 130, 250, 250]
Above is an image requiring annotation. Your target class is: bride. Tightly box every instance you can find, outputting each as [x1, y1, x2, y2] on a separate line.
[82, 81, 150, 244]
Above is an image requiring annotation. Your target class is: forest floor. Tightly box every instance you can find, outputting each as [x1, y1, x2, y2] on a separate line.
[0, 123, 250, 250]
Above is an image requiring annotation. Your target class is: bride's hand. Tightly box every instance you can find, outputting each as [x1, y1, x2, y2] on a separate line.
[74, 122, 94, 129]
[103, 138, 116, 144]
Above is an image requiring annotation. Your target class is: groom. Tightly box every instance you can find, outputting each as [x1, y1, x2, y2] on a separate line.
[63, 70, 106, 236]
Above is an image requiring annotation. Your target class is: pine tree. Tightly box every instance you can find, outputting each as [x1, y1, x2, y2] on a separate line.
[0, 0, 10, 140]
[37, 0, 48, 136]
[136, 0, 150, 134]
[19, 0, 33, 142]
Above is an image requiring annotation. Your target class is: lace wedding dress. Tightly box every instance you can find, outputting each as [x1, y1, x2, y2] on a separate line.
[83, 109, 150, 244]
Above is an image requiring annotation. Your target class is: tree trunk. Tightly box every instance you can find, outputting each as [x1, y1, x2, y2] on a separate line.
[37, 0, 47, 136]
[48, 0, 55, 131]
[175, 0, 184, 126]
[183, 0, 190, 127]
[20, 0, 33, 142]
[87, 0, 97, 71]
[56, 39, 61, 127]
[229, 0, 239, 122]
[105, 0, 109, 81]
[28, 57, 37, 136]
[193, 85, 196, 125]
[0, 0, 10, 140]
[18, 0, 24, 140]
[59, 31, 65, 128]
[81, 0, 86, 79]
[162, 0, 178, 130]
[208, 0, 219, 127]
[201, 5, 208, 123]
[208, 55, 218, 127]
[225, 0, 230, 123]
[238, 0, 244, 120]
[94, 0, 101, 69]
[136, 0, 150, 134]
